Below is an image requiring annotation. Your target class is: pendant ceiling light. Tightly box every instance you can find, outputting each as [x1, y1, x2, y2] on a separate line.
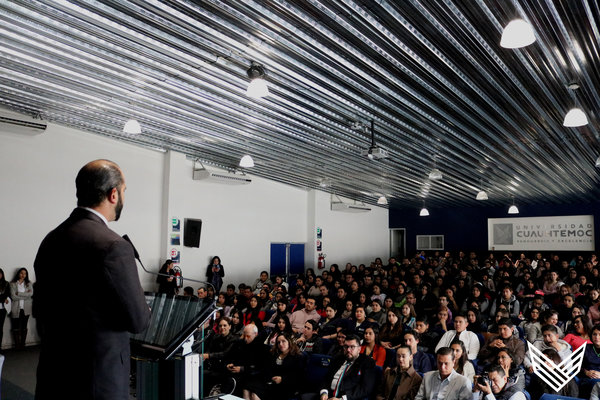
[476, 179, 488, 200]
[476, 190, 488, 201]
[239, 154, 254, 168]
[377, 196, 388, 205]
[428, 168, 443, 181]
[500, 19, 536, 48]
[419, 201, 429, 216]
[246, 63, 269, 99]
[595, 156, 600, 168]
[508, 197, 519, 214]
[563, 107, 588, 127]
[123, 118, 142, 134]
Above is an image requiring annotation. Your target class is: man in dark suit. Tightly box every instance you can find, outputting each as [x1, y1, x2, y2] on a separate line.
[303, 333, 377, 400]
[33, 159, 151, 400]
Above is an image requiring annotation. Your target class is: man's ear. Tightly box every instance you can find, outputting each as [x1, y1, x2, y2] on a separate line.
[108, 187, 118, 204]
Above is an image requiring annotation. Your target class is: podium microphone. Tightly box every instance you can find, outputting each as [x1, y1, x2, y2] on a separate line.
[122, 234, 216, 292]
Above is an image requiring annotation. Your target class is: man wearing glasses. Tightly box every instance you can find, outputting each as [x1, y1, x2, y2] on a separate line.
[303, 334, 376, 400]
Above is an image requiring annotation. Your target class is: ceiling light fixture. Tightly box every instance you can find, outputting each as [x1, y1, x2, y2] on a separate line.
[428, 168, 443, 181]
[508, 196, 519, 214]
[123, 118, 142, 134]
[476, 178, 488, 200]
[239, 154, 254, 168]
[500, 19, 536, 48]
[563, 82, 588, 127]
[419, 201, 429, 216]
[563, 107, 588, 127]
[476, 190, 488, 201]
[377, 196, 388, 205]
[246, 63, 269, 98]
[595, 156, 600, 168]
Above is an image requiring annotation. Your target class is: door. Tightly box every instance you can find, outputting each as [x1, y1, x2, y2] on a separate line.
[270, 243, 305, 278]
[390, 229, 406, 259]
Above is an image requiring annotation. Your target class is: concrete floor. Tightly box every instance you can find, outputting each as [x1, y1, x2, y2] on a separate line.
[1, 345, 38, 400]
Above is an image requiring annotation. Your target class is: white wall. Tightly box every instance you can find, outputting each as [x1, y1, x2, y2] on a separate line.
[0, 123, 164, 348]
[306, 190, 389, 269]
[0, 117, 389, 348]
[163, 151, 309, 287]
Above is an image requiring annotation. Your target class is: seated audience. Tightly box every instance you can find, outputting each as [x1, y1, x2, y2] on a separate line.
[264, 315, 293, 347]
[246, 332, 304, 400]
[380, 308, 404, 350]
[368, 299, 387, 327]
[376, 345, 422, 400]
[403, 330, 433, 375]
[432, 306, 452, 336]
[478, 318, 525, 368]
[297, 320, 323, 354]
[289, 296, 320, 334]
[563, 314, 592, 350]
[262, 299, 290, 330]
[414, 315, 440, 354]
[524, 324, 572, 373]
[449, 339, 475, 383]
[301, 333, 377, 400]
[582, 323, 600, 380]
[224, 324, 270, 398]
[472, 364, 526, 400]
[199, 317, 238, 396]
[496, 349, 525, 391]
[352, 305, 377, 339]
[435, 313, 480, 360]
[520, 306, 542, 343]
[489, 285, 520, 320]
[360, 326, 386, 368]
[528, 348, 579, 400]
[414, 347, 472, 400]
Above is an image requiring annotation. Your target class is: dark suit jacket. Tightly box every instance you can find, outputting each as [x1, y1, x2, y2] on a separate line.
[322, 353, 377, 400]
[33, 208, 151, 400]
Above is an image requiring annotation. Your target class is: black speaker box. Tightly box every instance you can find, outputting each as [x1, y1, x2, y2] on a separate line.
[183, 218, 202, 248]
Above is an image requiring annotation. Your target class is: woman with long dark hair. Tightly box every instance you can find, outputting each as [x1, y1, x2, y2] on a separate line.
[156, 260, 177, 294]
[450, 339, 474, 382]
[563, 314, 592, 350]
[264, 315, 293, 347]
[379, 308, 403, 349]
[360, 326, 386, 367]
[10, 267, 33, 348]
[247, 332, 304, 400]
[243, 295, 266, 327]
[206, 256, 225, 293]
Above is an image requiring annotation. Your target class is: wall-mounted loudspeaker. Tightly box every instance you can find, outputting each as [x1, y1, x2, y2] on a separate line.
[184, 218, 202, 248]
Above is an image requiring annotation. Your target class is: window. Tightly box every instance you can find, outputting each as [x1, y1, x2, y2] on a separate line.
[416, 235, 444, 250]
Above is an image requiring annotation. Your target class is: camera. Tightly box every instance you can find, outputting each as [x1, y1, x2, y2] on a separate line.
[477, 374, 488, 386]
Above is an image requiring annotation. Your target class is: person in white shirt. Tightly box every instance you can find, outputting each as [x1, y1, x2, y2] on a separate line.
[415, 347, 472, 400]
[472, 365, 526, 400]
[435, 313, 480, 360]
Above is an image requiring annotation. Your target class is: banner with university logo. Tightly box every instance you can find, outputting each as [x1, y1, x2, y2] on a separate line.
[488, 215, 595, 251]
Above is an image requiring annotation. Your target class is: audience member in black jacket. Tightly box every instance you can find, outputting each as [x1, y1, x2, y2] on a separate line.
[301, 333, 376, 400]
[224, 324, 270, 398]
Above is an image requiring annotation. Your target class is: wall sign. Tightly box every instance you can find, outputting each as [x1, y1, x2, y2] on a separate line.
[488, 215, 595, 251]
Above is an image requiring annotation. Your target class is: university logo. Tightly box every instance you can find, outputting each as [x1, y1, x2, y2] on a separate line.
[492, 223, 513, 245]
[527, 342, 585, 392]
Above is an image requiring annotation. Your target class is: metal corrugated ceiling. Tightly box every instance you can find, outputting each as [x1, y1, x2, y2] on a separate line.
[0, 0, 598, 210]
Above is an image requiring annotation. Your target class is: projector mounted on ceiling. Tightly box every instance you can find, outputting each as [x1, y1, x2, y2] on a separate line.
[359, 119, 388, 160]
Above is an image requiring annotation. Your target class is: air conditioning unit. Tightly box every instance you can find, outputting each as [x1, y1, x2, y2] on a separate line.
[330, 195, 371, 213]
[0, 109, 47, 135]
[193, 167, 251, 185]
